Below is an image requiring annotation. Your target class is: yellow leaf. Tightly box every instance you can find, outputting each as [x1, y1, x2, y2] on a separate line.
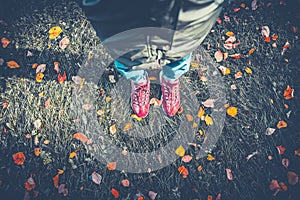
[48, 26, 63, 39]
[198, 106, 205, 118]
[198, 129, 204, 136]
[226, 106, 238, 117]
[218, 66, 230, 75]
[105, 96, 111, 103]
[175, 145, 185, 157]
[34, 148, 40, 156]
[38, 91, 45, 97]
[192, 122, 198, 128]
[123, 123, 132, 132]
[131, 114, 142, 121]
[69, 152, 76, 159]
[7, 61, 20, 69]
[207, 154, 215, 161]
[190, 62, 199, 67]
[204, 115, 213, 125]
[226, 31, 235, 37]
[43, 140, 50, 145]
[245, 67, 253, 74]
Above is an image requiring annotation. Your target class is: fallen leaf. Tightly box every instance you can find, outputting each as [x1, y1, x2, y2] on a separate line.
[82, 103, 92, 110]
[105, 96, 112, 103]
[226, 168, 233, 180]
[36, 72, 44, 83]
[111, 188, 120, 198]
[287, 171, 299, 185]
[245, 67, 253, 74]
[91, 172, 102, 185]
[181, 155, 193, 163]
[240, 3, 246, 8]
[248, 48, 256, 55]
[58, 184, 68, 196]
[246, 151, 258, 161]
[148, 191, 157, 200]
[198, 106, 205, 118]
[294, 149, 300, 156]
[197, 166, 203, 172]
[214, 50, 223, 62]
[281, 158, 289, 168]
[281, 41, 290, 55]
[178, 166, 189, 178]
[276, 145, 286, 155]
[121, 179, 130, 187]
[175, 145, 185, 157]
[277, 120, 287, 129]
[123, 123, 132, 132]
[25, 177, 35, 191]
[283, 85, 294, 100]
[48, 26, 63, 39]
[131, 114, 142, 121]
[272, 35, 278, 40]
[204, 115, 213, 125]
[59, 36, 70, 50]
[269, 179, 280, 191]
[233, 7, 240, 12]
[279, 182, 287, 191]
[34, 148, 40, 156]
[265, 128, 276, 135]
[1, 37, 11, 48]
[58, 71, 67, 83]
[185, 114, 193, 122]
[226, 106, 238, 117]
[218, 66, 230, 75]
[33, 119, 42, 129]
[73, 132, 88, 143]
[225, 31, 234, 37]
[109, 124, 117, 135]
[6, 61, 20, 69]
[58, 169, 64, 175]
[261, 26, 270, 40]
[45, 98, 51, 108]
[107, 162, 117, 171]
[202, 98, 215, 108]
[69, 152, 76, 159]
[229, 53, 241, 59]
[150, 98, 162, 108]
[53, 174, 59, 188]
[43, 139, 50, 145]
[36, 64, 46, 74]
[177, 106, 184, 114]
[0, 58, 4, 66]
[54, 62, 59, 73]
[207, 154, 215, 161]
[234, 71, 243, 79]
[208, 195, 213, 200]
[216, 193, 222, 200]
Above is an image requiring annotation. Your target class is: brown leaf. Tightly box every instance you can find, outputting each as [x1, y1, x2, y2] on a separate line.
[287, 171, 299, 185]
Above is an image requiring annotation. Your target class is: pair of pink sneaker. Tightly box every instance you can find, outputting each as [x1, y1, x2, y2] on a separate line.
[131, 73, 180, 118]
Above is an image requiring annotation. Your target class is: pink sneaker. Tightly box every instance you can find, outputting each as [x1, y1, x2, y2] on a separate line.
[161, 75, 180, 117]
[131, 75, 150, 118]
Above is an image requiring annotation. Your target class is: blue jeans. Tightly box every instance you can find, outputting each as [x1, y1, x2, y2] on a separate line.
[114, 53, 192, 83]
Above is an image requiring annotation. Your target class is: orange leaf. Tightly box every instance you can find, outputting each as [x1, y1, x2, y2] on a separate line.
[107, 162, 117, 171]
[12, 152, 25, 165]
[73, 132, 88, 143]
[264, 36, 271, 42]
[272, 35, 278, 40]
[58, 71, 66, 83]
[111, 188, 120, 198]
[34, 148, 40, 156]
[53, 174, 59, 188]
[279, 182, 287, 191]
[32, 63, 38, 69]
[240, 3, 246, 8]
[207, 154, 215, 161]
[283, 85, 294, 100]
[177, 106, 184, 114]
[197, 166, 203, 172]
[277, 120, 287, 129]
[36, 72, 44, 83]
[225, 31, 234, 37]
[123, 123, 132, 132]
[178, 166, 189, 178]
[69, 152, 76, 159]
[150, 98, 162, 108]
[198, 106, 205, 118]
[208, 195, 213, 200]
[226, 106, 238, 117]
[248, 48, 256, 55]
[121, 179, 130, 187]
[1, 37, 11, 48]
[6, 60, 20, 69]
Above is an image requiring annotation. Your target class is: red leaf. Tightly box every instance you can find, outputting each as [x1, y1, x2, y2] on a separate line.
[276, 145, 286, 155]
[111, 188, 120, 198]
[58, 71, 66, 84]
[53, 174, 59, 189]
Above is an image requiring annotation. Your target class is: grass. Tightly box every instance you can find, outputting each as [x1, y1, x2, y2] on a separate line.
[0, 0, 300, 199]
